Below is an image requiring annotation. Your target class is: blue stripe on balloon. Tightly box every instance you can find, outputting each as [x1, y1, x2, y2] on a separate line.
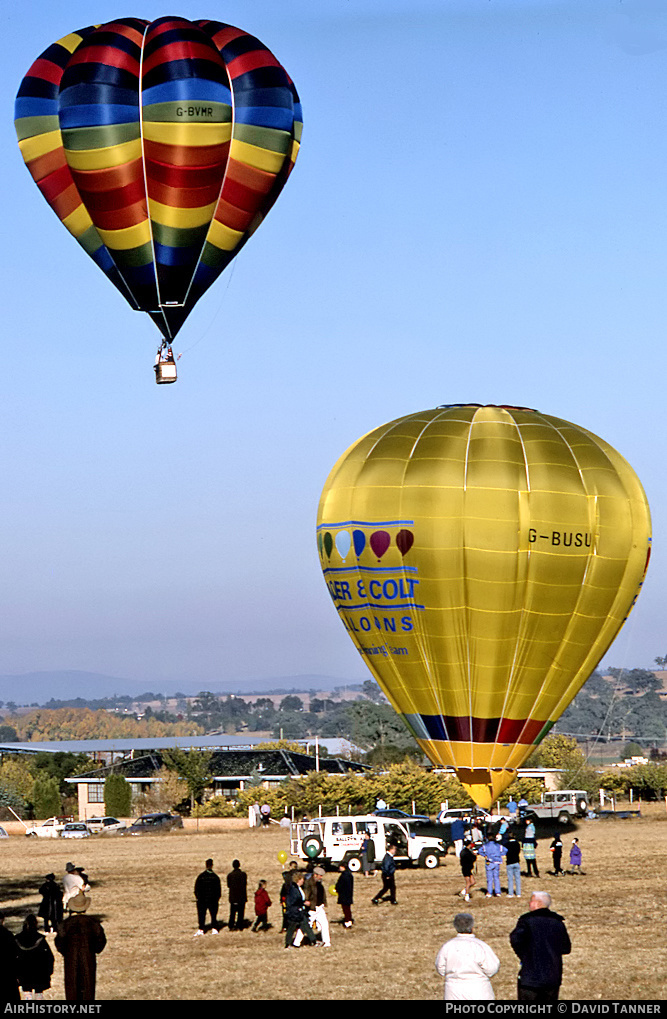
[233, 105, 295, 130]
[14, 97, 59, 118]
[141, 80, 231, 106]
[59, 103, 138, 128]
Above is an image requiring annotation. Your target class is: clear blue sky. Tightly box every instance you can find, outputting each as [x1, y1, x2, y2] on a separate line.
[1, 0, 666, 693]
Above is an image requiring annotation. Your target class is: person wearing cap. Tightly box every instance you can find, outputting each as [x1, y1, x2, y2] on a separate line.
[435, 912, 500, 1000]
[63, 864, 90, 914]
[55, 893, 106, 1002]
[299, 867, 330, 947]
[478, 835, 507, 897]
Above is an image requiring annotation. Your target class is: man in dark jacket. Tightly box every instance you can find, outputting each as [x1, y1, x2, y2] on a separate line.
[284, 874, 316, 949]
[227, 859, 248, 931]
[371, 843, 398, 905]
[194, 859, 221, 936]
[509, 891, 571, 1002]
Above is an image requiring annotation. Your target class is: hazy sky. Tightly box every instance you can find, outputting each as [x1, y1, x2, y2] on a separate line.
[2, 0, 666, 694]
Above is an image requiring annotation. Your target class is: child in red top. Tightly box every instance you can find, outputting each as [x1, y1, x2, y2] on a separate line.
[252, 880, 272, 931]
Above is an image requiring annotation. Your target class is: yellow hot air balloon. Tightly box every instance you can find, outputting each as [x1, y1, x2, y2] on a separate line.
[316, 404, 651, 809]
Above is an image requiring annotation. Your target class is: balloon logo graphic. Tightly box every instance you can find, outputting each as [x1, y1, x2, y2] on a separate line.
[14, 16, 302, 375]
[370, 530, 391, 560]
[396, 529, 414, 556]
[323, 532, 333, 559]
[317, 404, 651, 809]
[352, 529, 366, 557]
[335, 530, 352, 561]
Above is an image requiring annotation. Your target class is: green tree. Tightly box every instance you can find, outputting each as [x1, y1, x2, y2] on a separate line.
[0, 725, 18, 741]
[525, 734, 599, 795]
[104, 773, 132, 817]
[162, 748, 214, 809]
[32, 775, 61, 819]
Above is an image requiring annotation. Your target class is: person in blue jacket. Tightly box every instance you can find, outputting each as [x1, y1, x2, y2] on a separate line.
[478, 835, 507, 897]
[450, 817, 468, 858]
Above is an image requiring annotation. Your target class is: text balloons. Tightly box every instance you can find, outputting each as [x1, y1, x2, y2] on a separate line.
[14, 16, 302, 343]
[317, 404, 651, 809]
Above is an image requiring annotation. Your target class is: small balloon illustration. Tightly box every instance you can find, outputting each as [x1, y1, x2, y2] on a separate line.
[335, 530, 352, 560]
[323, 532, 334, 558]
[396, 529, 415, 555]
[370, 530, 391, 560]
[352, 529, 366, 557]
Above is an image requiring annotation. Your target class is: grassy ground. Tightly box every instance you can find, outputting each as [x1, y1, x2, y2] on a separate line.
[1, 805, 666, 1000]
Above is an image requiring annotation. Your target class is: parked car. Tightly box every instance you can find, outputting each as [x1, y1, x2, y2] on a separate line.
[24, 817, 73, 838]
[61, 823, 90, 839]
[86, 816, 126, 834]
[122, 812, 184, 835]
[0, 826, 8, 839]
[373, 808, 431, 824]
[525, 790, 590, 825]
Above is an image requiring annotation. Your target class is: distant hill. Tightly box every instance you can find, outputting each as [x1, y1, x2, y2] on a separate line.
[0, 670, 365, 705]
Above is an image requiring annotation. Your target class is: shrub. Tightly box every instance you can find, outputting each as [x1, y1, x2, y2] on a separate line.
[105, 773, 132, 816]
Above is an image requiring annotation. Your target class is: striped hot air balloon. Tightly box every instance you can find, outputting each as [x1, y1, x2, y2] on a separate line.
[317, 404, 652, 809]
[14, 16, 302, 378]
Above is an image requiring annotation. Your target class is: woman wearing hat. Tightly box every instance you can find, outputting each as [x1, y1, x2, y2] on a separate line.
[55, 893, 106, 1002]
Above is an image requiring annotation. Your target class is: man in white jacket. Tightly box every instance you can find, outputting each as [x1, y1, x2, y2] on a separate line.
[435, 913, 500, 1000]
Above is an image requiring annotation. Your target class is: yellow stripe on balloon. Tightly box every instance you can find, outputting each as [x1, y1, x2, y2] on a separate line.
[97, 220, 152, 250]
[229, 138, 285, 174]
[18, 130, 62, 162]
[140, 121, 232, 147]
[206, 218, 244, 251]
[148, 199, 218, 230]
[64, 139, 142, 171]
[62, 203, 94, 238]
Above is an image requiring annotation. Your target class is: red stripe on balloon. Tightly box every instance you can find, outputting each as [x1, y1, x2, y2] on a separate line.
[142, 40, 222, 75]
[25, 59, 64, 86]
[67, 45, 140, 75]
[226, 50, 281, 79]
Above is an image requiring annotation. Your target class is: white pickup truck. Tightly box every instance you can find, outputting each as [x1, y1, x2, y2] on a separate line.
[290, 814, 448, 871]
[24, 816, 72, 838]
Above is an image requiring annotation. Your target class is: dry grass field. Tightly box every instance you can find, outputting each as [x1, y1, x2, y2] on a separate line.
[1, 806, 666, 1001]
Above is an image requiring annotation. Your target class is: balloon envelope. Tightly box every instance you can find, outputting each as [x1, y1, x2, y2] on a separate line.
[317, 404, 651, 808]
[14, 16, 302, 342]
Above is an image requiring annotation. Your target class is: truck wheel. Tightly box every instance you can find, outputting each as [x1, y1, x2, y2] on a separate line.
[557, 811, 570, 825]
[577, 798, 588, 814]
[344, 855, 363, 873]
[301, 834, 324, 858]
[419, 851, 440, 869]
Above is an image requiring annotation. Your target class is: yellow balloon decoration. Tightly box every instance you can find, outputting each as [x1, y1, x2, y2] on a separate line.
[277, 851, 288, 865]
[317, 404, 651, 809]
